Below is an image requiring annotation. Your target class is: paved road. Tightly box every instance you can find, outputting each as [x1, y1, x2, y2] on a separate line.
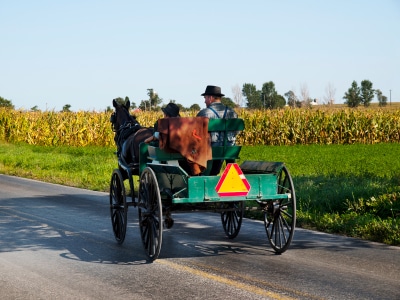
[0, 174, 399, 299]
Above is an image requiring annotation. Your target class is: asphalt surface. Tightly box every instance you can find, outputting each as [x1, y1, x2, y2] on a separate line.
[0, 174, 399, 299]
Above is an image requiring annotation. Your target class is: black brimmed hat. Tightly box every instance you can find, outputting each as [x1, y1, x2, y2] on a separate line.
[201, 85, 224, 97]
[162, 102, 180, 117]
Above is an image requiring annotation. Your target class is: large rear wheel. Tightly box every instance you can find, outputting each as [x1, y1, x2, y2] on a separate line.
[138, 167, 163, 261]
[264, 165, 296, 254]
[109, 169, 128, 244]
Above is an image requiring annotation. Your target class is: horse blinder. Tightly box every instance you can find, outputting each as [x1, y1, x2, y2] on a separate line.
[110, 112, 116, 124]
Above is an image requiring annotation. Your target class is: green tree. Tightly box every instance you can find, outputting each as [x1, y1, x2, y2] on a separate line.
[284, 90, 298, 107]
[375, 89, 388, 107]
[221, 97, 236, 109]
[30, 105, 40, 112]
[175, 103, 185, 113]
[147, 89, 162, 110]
[242, 82, 284, 109]
[275, 94, 286, 108]
[139, 99, 150, 111]
[123, 96, 133, 109]
[343, 81, 361, 108]
[0, 96, 14, 109]
[242, 83, 261, 109]
[189, 103, 201, 111]
[62, 104, 71, 112]
[261, 81, 285, 109]
[261, 81, 276, 109]
[360, 80, 375, 107]
[113, 97, 126, 105]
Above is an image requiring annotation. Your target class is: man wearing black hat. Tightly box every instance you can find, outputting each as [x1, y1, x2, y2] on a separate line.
[197, 85, 238, 175]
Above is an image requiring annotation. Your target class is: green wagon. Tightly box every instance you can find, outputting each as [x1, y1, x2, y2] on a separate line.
[109, 117, 296, 261]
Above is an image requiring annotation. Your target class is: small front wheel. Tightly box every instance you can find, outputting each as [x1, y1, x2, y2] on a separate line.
[138, 167, 163, 261]
[264, 165, 296, 254]
[109, 169, 128, 244]
[221, 201, 244, 239]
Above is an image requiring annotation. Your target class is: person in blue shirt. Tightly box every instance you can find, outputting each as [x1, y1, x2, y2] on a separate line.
[197, 85, 238, 175]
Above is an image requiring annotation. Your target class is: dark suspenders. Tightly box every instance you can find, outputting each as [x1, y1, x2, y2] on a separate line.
[208, 106, 229, 146]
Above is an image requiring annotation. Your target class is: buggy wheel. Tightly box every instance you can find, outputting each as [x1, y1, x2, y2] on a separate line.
[138, 167, 163, 261]
[109, 169, 128, 244]
[221, 201, 244, 239]
[264, 165, 296, 254]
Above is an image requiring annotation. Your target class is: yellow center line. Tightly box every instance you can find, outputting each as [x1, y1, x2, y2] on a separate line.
[157, 259, 297, 300]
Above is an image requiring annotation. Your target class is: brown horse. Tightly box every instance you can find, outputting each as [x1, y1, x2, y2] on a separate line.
[110, 99, 153, 166]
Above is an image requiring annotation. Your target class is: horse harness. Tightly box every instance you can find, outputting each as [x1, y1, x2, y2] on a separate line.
[111, 113, 142, 153]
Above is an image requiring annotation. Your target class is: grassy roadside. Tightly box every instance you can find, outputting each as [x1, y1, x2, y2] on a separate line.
[0, 141, 115, 191]
[0, 141, 399, 245]
[240, 144, 400, 245]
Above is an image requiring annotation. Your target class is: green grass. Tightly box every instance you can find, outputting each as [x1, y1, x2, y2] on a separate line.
[1, 141, 399, 245]
[239, 144, 400, 245]
[240, 144, 400, 213]
[0, 141, 116, 191]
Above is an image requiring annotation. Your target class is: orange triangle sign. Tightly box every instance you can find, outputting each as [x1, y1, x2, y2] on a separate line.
[215, 163, 250, 197]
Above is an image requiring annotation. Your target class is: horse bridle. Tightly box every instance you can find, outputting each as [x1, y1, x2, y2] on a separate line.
[110, 111, 137, 131]
[110, 110, 141, 152]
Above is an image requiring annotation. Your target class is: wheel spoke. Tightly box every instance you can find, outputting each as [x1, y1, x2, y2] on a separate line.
[280, 211, 292, 232]
[277, 215, 288, 247]
[221, 202, 244, 239]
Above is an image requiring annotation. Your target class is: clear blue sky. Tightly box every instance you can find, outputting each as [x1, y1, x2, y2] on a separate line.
[1, 0, 399, 111]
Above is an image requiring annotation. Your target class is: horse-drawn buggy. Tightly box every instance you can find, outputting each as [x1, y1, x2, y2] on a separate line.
[109, 99, 296, 261]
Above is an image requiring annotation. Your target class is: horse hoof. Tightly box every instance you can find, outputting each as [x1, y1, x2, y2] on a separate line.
[164, 218, 174, 229]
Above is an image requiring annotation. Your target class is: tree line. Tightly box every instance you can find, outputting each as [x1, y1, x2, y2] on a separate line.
[240, 80, 388, 109]
[343, 80, 388, 108]
[0, 80, 389, 111]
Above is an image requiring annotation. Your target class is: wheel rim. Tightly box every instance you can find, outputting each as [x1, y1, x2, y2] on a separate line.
[264, 165, 296, 253]
[138, 167, 163, 261]
[109, 169, 128, 244]
[221, 201, 244, 239]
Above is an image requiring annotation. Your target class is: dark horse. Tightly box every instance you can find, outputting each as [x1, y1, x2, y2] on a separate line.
[110, 99, 153, 167]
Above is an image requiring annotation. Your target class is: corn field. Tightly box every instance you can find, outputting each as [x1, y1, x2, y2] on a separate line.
[238, 108, 400, 145]
[1, 107, 399, 146]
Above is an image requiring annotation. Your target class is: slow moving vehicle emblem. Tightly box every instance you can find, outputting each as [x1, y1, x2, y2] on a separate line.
[215, 163, 250, 197]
